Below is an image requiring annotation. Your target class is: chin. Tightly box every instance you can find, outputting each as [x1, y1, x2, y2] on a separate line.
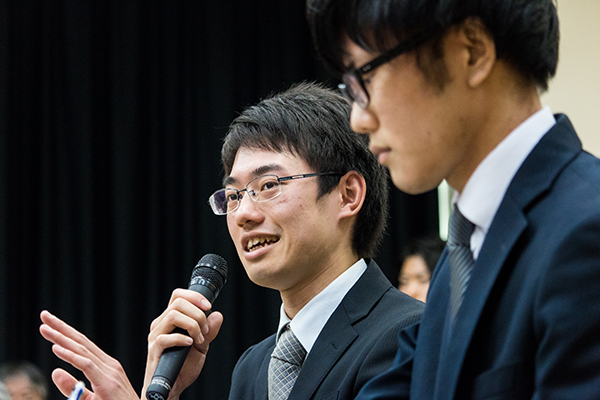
[245, 266, 277, 288]
[391, 171, 441, 195]
[389, 174, 422, 195]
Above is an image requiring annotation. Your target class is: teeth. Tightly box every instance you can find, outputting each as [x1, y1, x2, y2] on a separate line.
[246, 237, 276, 251]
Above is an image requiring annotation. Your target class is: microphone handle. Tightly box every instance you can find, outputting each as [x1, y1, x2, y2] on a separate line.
[146, 283, 217, 400]
[146, 330, 190, 400]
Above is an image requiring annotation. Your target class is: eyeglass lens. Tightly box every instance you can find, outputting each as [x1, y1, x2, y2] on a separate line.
[210, 174, 283, 215]
[341, 73, 369, 108]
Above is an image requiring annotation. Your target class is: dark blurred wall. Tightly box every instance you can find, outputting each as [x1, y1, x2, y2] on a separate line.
[0, 1, 439, 399]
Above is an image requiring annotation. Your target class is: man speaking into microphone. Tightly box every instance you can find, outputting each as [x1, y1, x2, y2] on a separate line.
[40, 82, 424, 399]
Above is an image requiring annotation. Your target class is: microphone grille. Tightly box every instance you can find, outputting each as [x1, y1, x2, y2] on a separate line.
[191, 253, 228, 289]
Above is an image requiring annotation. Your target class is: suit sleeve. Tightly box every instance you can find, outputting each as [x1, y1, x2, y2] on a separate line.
[355, 321, 419, 400]
[534, 215, 600, 397]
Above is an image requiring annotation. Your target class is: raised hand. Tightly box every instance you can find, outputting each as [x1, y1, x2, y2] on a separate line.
[39, 310, 140, 400]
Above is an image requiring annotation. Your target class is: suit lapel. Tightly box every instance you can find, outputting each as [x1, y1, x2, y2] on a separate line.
[437, 114, 582, 398]
[288, 260, 391, 400]
[289, 311, 358, 399]
[438, 196, 527, 398]
[255, 341, 275, 400]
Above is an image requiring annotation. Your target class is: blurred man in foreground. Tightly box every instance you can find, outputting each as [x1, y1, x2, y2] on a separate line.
[307, 0, 600, 398]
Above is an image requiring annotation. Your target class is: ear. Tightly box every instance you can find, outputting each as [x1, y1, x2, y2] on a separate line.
[337, 171, 366, 220]
[457, 17, 496, 88]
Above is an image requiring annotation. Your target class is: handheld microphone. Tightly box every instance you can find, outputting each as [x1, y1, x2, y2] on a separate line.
[146, 253, 228, 400]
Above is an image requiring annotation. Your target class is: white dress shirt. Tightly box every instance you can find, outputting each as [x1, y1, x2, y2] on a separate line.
[275, 258, 367, 355]
[454, 106, 556, 259]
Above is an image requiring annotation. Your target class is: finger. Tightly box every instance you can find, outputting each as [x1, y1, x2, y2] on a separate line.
[168, 288, 213, 311]
[39, 321, 105, 372]
[51, 343, 119, 396]
[50, 344, 95, 375]
[151, 332, 194, 353]
[148, 311, 203, 357]
[149, 302, 208, 345]
[150, 289, 210, 333]
[195, 311, 224, 353]
[40, 311, 113, 365]
[147, 332, 194, 367]
[51, 368, 80, 398]
[41, 310, 88, 342]
[146, 308, 209, 368]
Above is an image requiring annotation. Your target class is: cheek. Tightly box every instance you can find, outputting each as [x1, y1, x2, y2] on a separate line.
[226, 217, 235, 237]
[226, 218, 243, 250]
[275, 196, 310, 224]
[418, 282, 431, 297]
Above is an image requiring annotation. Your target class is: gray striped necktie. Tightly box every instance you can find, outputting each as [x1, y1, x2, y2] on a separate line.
[448, 205, 476, 322]
[268, 324, 306, 400]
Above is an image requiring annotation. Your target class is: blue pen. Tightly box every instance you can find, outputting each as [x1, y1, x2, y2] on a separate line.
[67, 381, 85, 400]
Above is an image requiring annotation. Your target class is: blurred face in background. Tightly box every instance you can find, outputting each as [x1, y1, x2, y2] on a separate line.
[398, 255, 431, 303]
[3, 374, 44, 400]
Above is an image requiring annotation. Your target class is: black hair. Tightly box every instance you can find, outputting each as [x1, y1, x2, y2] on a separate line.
[222, 81, 389, 258]
[307, 0, 559, 91]
[400, 235, 446, 275]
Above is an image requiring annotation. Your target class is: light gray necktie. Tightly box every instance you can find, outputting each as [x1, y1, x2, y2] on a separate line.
[268, 324, 306, 400]
[448, 205, 476, 322]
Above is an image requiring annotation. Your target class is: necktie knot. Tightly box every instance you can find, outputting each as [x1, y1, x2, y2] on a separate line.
[271, 324, 306, 366]
[448, 206, 475, 249]
[268, 324, 306, 399]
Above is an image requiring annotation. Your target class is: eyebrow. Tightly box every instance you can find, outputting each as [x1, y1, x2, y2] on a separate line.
[222, 163, 285, 187]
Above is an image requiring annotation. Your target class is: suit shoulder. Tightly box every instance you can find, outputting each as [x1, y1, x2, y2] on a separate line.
[368, 287, 425, 329]
[232, 334, 275, 373]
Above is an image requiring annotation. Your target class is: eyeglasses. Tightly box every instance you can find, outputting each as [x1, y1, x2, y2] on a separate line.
[338, 27, 441, 109]
[208, 172, 342, 215]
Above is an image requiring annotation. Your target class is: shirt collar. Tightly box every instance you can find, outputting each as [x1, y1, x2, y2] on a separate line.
[275, 258, 367, 353]
[454, 106, 555, 257]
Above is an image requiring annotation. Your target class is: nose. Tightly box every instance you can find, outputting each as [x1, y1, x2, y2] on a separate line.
[349, 102, 377, 135]
[402, 281, 417, 297]
[232, 192, 264, 227]
[400, 279, 423, 300]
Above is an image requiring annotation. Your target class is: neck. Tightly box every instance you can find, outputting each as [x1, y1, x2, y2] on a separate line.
[448, 64, 543, 192]
[281, 252, 359, 319]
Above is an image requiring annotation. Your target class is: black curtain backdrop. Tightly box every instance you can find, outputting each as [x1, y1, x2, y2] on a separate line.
[0, 1, 439, 399]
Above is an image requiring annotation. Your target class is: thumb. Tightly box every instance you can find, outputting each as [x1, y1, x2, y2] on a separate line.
[51, 369, 92, 399]
[196, 311, 223, 353]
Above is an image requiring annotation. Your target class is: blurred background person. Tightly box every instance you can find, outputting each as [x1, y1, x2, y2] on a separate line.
[397, 235, 445, 302]
[0, 361, 47, 400]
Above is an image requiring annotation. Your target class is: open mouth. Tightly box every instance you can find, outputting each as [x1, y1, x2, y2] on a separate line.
[246, 237, 280, 252]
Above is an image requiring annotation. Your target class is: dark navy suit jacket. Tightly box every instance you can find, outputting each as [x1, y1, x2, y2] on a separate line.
[227, 259, 424, 400]
[357, 114, 600, 399]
